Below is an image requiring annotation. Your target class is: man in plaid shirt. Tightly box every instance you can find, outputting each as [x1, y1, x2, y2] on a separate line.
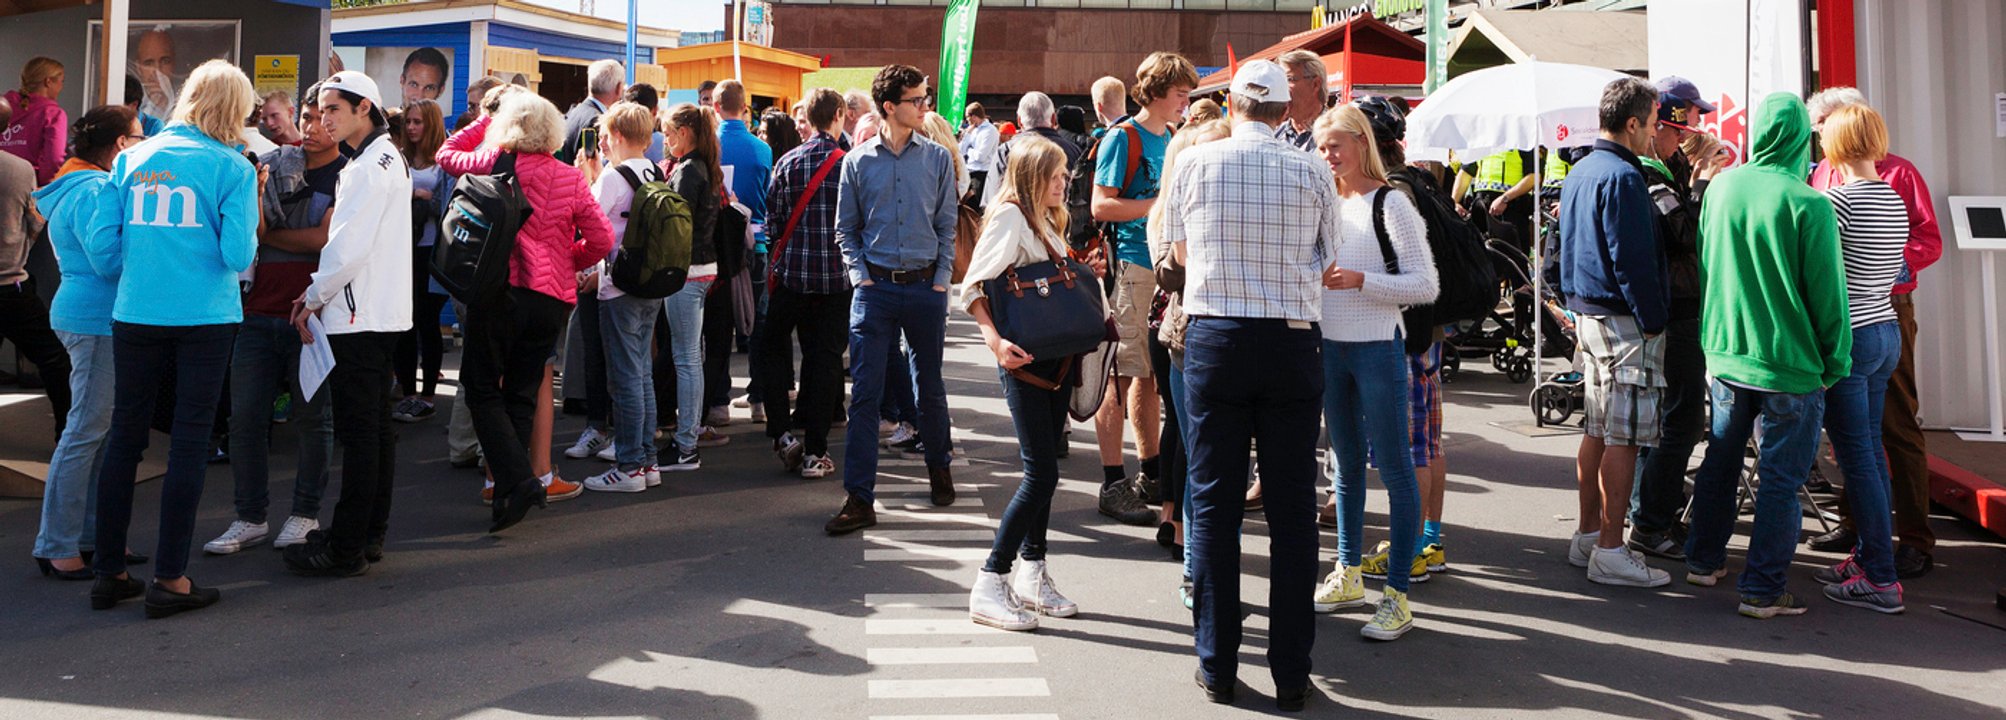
[759, 88, 851, 481]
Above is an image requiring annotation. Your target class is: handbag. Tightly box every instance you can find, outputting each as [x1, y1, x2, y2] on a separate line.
[981, 205, 1109, 375]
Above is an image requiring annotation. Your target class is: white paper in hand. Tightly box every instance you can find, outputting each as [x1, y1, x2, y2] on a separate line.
[299, 314, 336, 403]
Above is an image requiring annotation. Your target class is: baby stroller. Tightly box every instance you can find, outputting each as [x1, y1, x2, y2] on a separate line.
[1528, 200, 1585, 427]
[1442, 239, 1542, 383]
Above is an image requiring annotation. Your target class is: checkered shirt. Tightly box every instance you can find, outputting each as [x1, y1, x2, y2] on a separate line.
[766, 133, 847, 294]
[1160, 121, 1338, 322]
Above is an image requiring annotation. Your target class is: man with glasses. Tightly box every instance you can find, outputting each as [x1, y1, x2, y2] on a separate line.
[824, 64, 962, 535]
[1275, 50, 1328, 152]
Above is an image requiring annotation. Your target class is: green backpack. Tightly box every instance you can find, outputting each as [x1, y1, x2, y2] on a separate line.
[608, 164, 692, 299]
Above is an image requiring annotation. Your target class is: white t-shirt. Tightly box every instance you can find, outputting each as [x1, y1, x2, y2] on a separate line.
[593, 158, 661, 301]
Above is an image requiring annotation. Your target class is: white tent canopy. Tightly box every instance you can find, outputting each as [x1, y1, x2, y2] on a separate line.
[1405, 60, 1629, 162]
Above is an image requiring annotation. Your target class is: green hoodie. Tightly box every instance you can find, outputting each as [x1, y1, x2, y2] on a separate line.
[1697, 93, 1851, 394]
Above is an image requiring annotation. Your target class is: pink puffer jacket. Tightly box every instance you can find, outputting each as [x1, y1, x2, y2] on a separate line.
[436, 116, 615, 304]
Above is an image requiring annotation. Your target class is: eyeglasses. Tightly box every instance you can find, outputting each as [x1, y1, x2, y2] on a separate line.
[894, 94, 932, 107]
[124, 134, 146, 141]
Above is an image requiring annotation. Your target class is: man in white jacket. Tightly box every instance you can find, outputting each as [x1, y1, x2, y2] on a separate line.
[285, 71, 413, 577]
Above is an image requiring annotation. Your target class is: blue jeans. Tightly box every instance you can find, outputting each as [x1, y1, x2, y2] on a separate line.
[879, 341, 918, 425]
[984, 359, 1070, 574]
[93, 322, 236, 581]
[229, 315, 333, 525]
[1685, 379, 1825, 599]
[1632, 315, 1705, 533]
[34, 331, 113, 559]
[1824, 321, 1901, 584]
[1184, 317, 1322, 690]
[601, 293, 662, 470]
[663, 278, 712, 452]
[1323, 337, 1421, 592]
[842, 281, 951, 501]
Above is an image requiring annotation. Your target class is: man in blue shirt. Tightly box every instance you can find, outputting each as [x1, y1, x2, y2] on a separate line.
[712, 80, 776, 419]
[825, 64, 961, 535]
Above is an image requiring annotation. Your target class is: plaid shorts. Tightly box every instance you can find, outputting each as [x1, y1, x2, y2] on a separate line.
[1578, 314, 1666, 446]
[1408, 342, 1444, 467]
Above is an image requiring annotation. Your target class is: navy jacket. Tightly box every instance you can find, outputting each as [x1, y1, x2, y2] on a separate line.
[1556, 139, 1669, 334]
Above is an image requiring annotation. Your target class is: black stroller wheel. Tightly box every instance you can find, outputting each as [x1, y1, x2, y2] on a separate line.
[1505, 356, 1534, 384]
[1532, 384, 1574, 426]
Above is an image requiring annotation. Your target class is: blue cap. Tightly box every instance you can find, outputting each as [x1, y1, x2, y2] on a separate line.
[1655, 76, 1716, 115]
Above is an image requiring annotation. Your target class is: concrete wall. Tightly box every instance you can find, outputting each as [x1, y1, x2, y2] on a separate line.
[1857, 0, 2006, 430]
[0, 0, 327, 119]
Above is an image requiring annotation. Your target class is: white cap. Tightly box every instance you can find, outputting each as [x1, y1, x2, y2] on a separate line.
[321, 71, 384, 111]
[1230, 60, 1291, 104]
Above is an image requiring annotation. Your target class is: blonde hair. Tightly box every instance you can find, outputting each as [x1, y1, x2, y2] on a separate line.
[1147, 118, 1232, 249]
[1186, 99, 1223, 126]
[171, 60, 256, 145]
[990, 136, 1069, 246]
[20, 57, 62, 95]
[600, 100, 656, 146]
[1091, 76, 1126, 117]
[1820, 103, 1889, 164]
[1312, 105, 1388, 185]
[481, 83, 525, 115]
[487, 92, 566, 155]
[920, 112, 965, 186]
[1132, 52, 1198, 107]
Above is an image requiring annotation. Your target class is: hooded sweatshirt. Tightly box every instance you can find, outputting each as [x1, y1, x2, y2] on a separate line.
[83, 123, 259, 327]
[1696, 93, 1851, 394]
[31, 159, 119, 335]
[1, 90, 67, 186]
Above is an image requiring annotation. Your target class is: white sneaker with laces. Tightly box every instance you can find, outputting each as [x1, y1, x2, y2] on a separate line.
[565, 427, 611, 459]
[596, 440, 617, 462]
[970, 570, 1038, 631]
[1011, 560, 1078, 617]
[878, 419, 897, 437]
[1567, 530, 1599, 568]
[1587, 545, 1671, 587]
[644, 465, 661, 487]
[203, 520, 269, 555]
[882, 422, 918, 449]
[800, 453, 835, 479]
[274, 516, 318, 548]
[584, 466, 649, 493]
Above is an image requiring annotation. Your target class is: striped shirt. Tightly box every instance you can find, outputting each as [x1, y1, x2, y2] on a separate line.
[1160, 122, 1338, 322]
[1825, 180, 1908, 329]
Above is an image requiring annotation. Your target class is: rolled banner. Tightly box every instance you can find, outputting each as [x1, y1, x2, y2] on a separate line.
[937, 0, 980, 129]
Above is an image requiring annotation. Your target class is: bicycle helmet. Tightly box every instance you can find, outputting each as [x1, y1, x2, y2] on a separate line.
[1351, 95, 1407, 143]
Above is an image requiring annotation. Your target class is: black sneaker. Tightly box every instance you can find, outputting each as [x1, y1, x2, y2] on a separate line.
[144, 580, 222, 619]
[1098, 482, 1156, 526]
[1195, 668, 1235, 705]
[365, 537, 385, 563]
[1894, 545, 1933, 579]
[1628, 525, 1688, 561]
[1132, 473, 1162, 505]
[283, 531, 369, 577]
[664, 447, 701, 472]
[1807, 526, 1859, 553]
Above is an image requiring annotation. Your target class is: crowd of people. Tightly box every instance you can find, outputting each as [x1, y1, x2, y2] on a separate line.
[0, 45, 1943, 711]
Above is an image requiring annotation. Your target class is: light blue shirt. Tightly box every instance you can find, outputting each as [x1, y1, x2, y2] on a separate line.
[31, 168, 119, 335]
[85, 123, 258, 327]
[835, 132, 960, 288]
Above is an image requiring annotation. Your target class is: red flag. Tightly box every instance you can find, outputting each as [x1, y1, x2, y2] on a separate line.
[1227, 43, 1239, 76]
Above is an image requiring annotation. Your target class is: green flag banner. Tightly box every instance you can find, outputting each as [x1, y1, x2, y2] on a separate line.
[1424, 0, 1448, 93]
[937, 0, 979, 129]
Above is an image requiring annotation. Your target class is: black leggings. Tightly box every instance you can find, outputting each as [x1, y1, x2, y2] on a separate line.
[1149, 333, 1184, 519]
[397, 246, 447, 398]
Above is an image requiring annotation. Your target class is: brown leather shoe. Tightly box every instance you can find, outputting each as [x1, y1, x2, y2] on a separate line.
[928, 465, 956, 506]
[825, 494, 877, 535]
[1317, 497, 1337, 528]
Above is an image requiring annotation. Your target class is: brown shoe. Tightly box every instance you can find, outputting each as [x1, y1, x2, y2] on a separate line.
[1317, 497, 1337, 528]
[928, 465, 956, 506]
[825, 494, 877, 535]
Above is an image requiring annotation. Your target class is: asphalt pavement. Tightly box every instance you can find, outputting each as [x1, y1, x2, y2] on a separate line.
[1, 313, 2002, 719]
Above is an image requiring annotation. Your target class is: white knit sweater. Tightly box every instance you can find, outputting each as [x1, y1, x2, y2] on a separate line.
[1320, 187, 1439, 343]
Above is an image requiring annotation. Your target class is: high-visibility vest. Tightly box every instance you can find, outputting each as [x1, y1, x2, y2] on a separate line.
[1472, 150, 1527, 193]
[1542, 149, 1572, 190]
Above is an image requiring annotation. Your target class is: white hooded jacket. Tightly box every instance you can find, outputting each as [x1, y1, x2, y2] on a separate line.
[305, 129, 413, 334]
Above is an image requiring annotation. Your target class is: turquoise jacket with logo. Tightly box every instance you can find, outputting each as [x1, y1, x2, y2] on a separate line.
[83, 123, 259, 327]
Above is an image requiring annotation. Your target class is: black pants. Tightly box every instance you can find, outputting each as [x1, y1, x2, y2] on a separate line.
[396, 283, 449, 398]
[758, 285, 850, 454]
[702, 280, 734, 411]
[327, 331, 399, 559]
[462, 288, 570, 499]
[0, 282, 72, 436]
[93, 322, 234, 581]
[1149, 333, 1184, 516]
[653, 310, 679, 428]
[575, 289, 610, 427]
[966, 171, 988, 211]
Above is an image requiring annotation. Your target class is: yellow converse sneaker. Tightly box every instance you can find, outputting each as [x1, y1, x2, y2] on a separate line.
[1420, 543, 1448, 573]
[1360, 540, 1430, 584]
[1361, 588, 1414, 641]
[1312, 564, 1368, 613]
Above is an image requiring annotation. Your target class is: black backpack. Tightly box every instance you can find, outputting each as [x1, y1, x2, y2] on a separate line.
[608, 164, 694, 299]
[1065, 123, 1142, 256]
[1378, 170, 1499, 354]
[432, 152, 531, 309]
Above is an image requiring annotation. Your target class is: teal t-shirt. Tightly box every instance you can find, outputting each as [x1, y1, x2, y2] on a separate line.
[1093, 121, 1169, 269]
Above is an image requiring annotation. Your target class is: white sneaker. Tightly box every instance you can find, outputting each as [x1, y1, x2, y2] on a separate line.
[878, 419, 897, 437]
[1567, 531, 1599, 568]
[273, 516, 318, 548]
[565, 427, 612, 459]
[1588, 546, 1671, 587]
[750, 402, 767, 423]
[970, 570, 1039, 631]
[584, 466, 649, 493]
[881, 422, 918, 449]
[596, 440, 618, 462]
[203, 520, 269, 555]
[644, 465, 662, 487]
[1011, 560, 1079, 618]
[800, 453, 835, 479]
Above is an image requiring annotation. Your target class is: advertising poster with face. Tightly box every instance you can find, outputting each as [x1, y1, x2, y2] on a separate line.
[87, 20, 241, 120]
[332, 46, 457, 112]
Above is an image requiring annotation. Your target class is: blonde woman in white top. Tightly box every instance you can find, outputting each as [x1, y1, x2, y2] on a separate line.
[1309, 105, 1438, 642]
[959, 137, 1082, 632]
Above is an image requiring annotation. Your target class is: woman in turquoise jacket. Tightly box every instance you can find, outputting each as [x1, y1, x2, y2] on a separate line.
[83, 61, 260, 620]
[29, 105, 142, 581]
